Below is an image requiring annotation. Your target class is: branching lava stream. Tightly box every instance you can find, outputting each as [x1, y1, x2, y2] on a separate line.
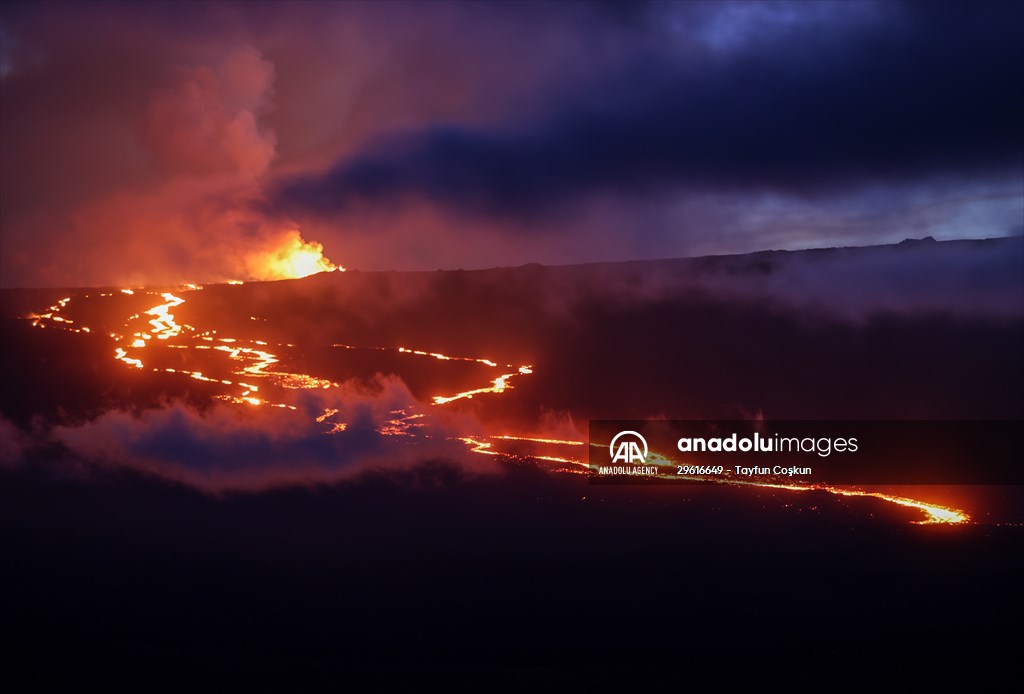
[22, 285, 971, 525]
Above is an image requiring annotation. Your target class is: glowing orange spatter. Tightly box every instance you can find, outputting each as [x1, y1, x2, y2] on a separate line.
[247, 231, 342, 280]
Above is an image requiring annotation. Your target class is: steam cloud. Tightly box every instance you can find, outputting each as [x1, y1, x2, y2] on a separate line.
[3, 374, 494, 492]
[1, 31, 333, 286]
[146, 46, 277, 178]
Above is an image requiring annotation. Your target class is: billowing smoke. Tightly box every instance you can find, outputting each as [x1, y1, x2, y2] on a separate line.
[2, 31, 337, 287]
[145, 46, 277, 179]
[5, 374, 495, 492]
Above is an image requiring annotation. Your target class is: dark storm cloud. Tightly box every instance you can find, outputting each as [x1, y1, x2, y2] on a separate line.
[275, 0, 1024, 218]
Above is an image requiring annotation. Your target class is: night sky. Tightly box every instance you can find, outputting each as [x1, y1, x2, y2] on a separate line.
[2, 0, 1021, 287]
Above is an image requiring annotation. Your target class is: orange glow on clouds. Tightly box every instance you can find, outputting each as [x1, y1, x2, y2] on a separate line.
[248, 230, 341, 280]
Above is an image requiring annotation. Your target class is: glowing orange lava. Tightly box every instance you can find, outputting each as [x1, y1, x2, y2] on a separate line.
[249, 231, 342, 280]
[493, 435, 584, 446]
[635, 450, 970, 524]
[431, 366, 533, 405]
[823, 486, 968, 524]
[398, 347, 498, 367]
[20, 287, 973, 525]
[731, 481, 968, 524]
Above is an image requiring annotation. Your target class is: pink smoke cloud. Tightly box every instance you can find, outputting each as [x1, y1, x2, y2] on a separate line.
[146, 47, 276, 178]
[0, 3, 632, 288]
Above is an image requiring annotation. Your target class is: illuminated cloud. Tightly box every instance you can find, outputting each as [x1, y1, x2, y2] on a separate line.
[145, 46, 277, 178]
[48, 377, 486, 491]
[0, 0, 1021, 285]
[245, 230, 339, 281]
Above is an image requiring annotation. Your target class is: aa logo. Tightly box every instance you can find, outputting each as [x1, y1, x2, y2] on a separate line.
[609, 430, 648, 464]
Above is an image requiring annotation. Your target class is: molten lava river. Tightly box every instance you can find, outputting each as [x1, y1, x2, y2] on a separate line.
[24, 283, 970, 525]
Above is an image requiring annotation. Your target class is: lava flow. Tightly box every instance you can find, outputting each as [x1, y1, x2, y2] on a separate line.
[432, 366, 533, 405]
[20, 283, 973, 525]
[725, 480, 969, 524]
[22, 285, 539, 436]
[634, 450, 970, 524]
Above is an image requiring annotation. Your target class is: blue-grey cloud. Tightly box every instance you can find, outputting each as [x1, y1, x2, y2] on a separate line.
[274, 0, 1023, 219]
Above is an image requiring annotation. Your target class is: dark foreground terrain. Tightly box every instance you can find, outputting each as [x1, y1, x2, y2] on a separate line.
[3, 463, 1022, 687]
[2, 238, 1022, 686]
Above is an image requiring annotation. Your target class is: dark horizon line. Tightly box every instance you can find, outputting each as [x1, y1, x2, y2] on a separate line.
[1, 233, 1020, 293]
